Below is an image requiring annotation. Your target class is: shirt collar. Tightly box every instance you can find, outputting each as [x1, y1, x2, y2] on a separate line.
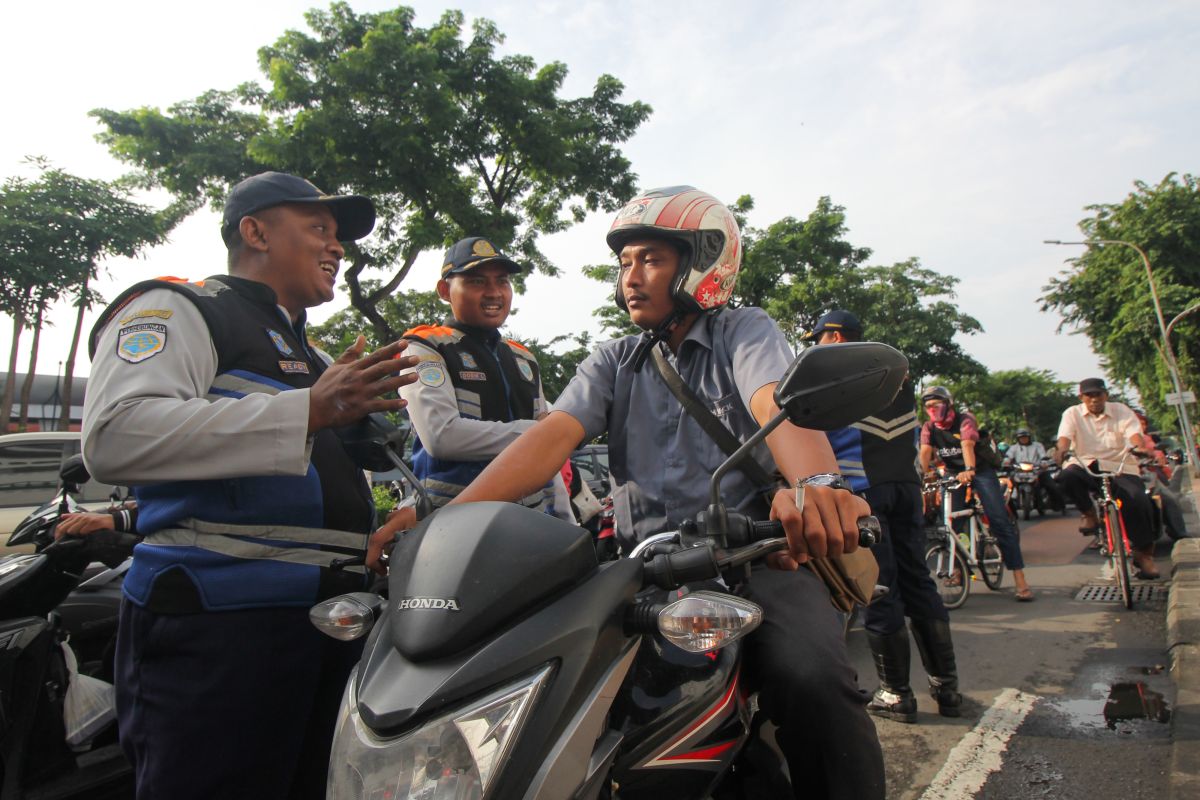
[1081, 402, 1109, 419]
[448, 316, 501, 347]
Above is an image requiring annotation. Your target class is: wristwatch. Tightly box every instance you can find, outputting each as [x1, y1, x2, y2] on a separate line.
[797, 472, 852, 491]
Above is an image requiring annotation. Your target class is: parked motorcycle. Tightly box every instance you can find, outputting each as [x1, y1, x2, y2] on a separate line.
[0, 455, 136, 799]
[313, 341, 906, 800]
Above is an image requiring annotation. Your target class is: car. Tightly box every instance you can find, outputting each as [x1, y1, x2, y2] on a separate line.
[570, 444, 610, 498]
[0, 432, 121, 554]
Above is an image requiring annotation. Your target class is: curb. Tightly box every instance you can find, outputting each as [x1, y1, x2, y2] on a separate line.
[1168, 469, 1200, 800]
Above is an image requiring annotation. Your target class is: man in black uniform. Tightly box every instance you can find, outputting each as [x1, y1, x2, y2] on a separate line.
[809, 311, 962, 723]
[83, 172, 420, 799]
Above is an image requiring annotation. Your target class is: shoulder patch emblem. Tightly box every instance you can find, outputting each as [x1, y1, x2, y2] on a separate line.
[516, 359, 534, 382]
[119, 309, 174, 326]
[278, 360, 310, 374]
[418, 364, 447, 388]
[459, 352, 478, 369]
[117, 324, 167, 364]
[459, 370, 487, 381]
[266, 329, 295, 356]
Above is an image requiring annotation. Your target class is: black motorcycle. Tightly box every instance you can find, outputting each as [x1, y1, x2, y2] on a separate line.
[314, 342, 905, 799]
[0, 455, 136, 799]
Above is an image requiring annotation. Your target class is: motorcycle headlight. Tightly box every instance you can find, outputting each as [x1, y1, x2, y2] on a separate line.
[657, 590, 762, 653]
[1019, 463, 1034, 472]
[328, 663, 554, 800]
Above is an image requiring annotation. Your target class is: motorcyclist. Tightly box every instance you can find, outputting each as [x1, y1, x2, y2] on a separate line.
[1003, 428, 1066, 511]
[399, 186, 887, 799]
[918, 386, 1035, 601]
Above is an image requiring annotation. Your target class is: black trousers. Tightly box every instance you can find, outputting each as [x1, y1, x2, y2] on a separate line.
[742, 567, 886, 800]
[116, 600, 362, 800]
[1056, 465, 1156, 549]
[862, 481, 949, 636]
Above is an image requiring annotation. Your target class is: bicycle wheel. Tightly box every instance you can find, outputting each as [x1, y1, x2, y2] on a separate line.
[979, 535, 1006, 590]
[925, 542, 970, 610]
[1106, 505, 1133, 610]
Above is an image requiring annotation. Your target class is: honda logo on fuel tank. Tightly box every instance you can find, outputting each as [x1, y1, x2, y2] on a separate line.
[397, 596, 461, 611]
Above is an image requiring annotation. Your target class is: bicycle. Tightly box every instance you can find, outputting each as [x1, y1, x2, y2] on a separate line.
[1076, 449, 1147, 610]
[923, 475, 1005, 609]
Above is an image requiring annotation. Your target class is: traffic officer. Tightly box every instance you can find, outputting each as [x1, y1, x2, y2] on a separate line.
[82, 171, 420, 799]
[808, 310, 962, 724]
[399, 236, 556, 509]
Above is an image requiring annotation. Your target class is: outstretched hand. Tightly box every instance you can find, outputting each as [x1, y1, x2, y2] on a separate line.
[308, 336, 420, 433]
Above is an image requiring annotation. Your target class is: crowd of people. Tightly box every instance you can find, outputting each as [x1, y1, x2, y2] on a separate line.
[63, 169, 1191, 799]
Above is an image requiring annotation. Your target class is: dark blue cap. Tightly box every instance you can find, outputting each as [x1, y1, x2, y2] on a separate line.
[803, 310, 863, 341]
[221, 171, 376, 245]
[1079, 377, 1107, 394]
[441, 237, 523, 278]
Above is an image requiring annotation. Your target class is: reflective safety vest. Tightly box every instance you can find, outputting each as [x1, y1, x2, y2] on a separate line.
[88, 275, 374, 612]
[403, 320, 545, 507]
[825, 378, 921, 492]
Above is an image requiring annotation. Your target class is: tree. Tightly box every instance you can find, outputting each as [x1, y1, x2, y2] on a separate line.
[944, 368, 1077, 444]
[0, 161, 171, 430]
[92, 3, 649, 342]
[308, 284, 445, 355]
[1042, 173, 1200, 426]
[522, 332, 594, 402]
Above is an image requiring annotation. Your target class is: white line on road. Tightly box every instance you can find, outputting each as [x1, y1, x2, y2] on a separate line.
[919, 688, 1040, 800]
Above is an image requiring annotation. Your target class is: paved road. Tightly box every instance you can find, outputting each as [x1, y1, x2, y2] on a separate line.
[846, 511, 1175, 799]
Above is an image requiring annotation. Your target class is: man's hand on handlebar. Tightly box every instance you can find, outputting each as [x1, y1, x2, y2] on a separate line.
[54, 512, 117, 540]
[365, 505, 417, 575]
[768, 483, 869, 570]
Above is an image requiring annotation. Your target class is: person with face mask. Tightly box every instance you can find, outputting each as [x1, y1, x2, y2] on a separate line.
[918, 386, 1035, 601]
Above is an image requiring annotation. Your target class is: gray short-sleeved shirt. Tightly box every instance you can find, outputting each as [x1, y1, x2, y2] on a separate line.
[555, 307, 794, 548]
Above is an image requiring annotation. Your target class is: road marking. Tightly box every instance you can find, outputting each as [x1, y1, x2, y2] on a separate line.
[919, 688, 1040, 800]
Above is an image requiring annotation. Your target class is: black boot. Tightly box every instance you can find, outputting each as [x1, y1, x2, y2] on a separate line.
[910, 618, 962, 717]
[865, 630, 918, 723]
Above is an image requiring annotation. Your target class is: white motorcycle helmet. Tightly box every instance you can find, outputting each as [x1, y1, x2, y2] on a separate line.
[605, 186, 742, 317]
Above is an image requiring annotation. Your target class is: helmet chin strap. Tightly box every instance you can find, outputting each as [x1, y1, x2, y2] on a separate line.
[631, 309, 685, 371]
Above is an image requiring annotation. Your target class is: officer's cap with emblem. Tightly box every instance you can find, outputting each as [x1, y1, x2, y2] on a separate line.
[221, 172, 376, 246]
[441, 237, 524, 278]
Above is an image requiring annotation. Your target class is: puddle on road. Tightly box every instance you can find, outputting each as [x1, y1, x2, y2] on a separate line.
[1048, 676, 1171, 733]
[1104, 682, 1171, 727]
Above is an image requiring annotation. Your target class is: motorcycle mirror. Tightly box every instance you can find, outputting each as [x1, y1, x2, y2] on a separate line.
[60, 454, 90, 486]
[773, 342, 909, 431]
[334, 413, 433, 520]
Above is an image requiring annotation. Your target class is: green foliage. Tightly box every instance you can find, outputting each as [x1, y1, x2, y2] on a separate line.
[372, 483, 397, 516]
[943, 368, 1077, 444]
[522, 332, 594, 402]
[0, 160, 173, 425]
[92, 3, 650, 342]
[308, 283, 445, 354]
[1042, 173, 1200, 427]
[737, 196, 984, 382]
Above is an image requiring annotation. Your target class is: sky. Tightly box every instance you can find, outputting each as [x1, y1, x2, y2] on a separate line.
[3, 0, 1198, 389]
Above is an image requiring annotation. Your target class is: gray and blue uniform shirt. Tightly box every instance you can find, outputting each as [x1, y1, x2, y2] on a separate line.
[554, 307, 793, 551]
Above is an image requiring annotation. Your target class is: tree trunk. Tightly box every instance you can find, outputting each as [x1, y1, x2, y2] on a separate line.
[60, 276, 89, 429]
[18, 305, 44, 431]
[2, 315, 22, 434]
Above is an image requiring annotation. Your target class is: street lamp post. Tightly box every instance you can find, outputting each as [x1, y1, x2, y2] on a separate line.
[1044, 239, 1198, 466]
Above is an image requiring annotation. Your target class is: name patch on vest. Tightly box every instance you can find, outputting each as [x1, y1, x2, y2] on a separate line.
[459, 370, 487, 381]
[278, 360, 310, 374]
[117, 323, 167, 364]
[266, 329, 295, 356]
